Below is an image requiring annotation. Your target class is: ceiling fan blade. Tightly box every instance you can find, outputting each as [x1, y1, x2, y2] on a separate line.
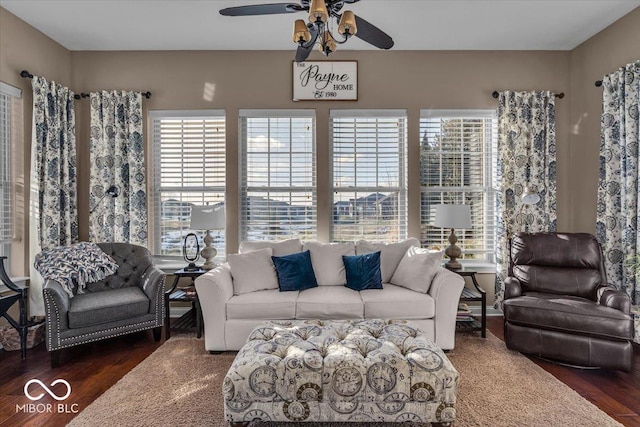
[296, 44, 314, 62]
[354, 15, 394, 49]
[220, 3, 304, 16]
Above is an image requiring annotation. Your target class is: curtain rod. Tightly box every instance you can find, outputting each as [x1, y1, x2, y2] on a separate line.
[20, 70, 152, 99]
[595, 80, 603, 87]
[492, 90, 565, 99]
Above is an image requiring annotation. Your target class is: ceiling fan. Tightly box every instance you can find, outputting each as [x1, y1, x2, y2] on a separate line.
[219, 0, 394, 62]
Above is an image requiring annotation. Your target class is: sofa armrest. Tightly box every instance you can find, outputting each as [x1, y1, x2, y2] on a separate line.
[428, 267, 464, 350]
[140, 265, 166, 315]
[597, 286, 630, 314]
[42, 280, 70, 350]
[195, 263, 234, 351]
[504, 277, 522, 300]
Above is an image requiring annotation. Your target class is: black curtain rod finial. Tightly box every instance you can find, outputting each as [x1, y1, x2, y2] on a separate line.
[595, 80, 603, 87]
[492, 91, 499, 99]
[556, 92, 565, 99]
[142, 91, 152, 99]
[20, 70, 33, 79]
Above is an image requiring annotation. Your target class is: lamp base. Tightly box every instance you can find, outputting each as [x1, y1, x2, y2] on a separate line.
[444, 228, 463, 271]
[444, 259, 462, 270]
[200, 230, 218, 271]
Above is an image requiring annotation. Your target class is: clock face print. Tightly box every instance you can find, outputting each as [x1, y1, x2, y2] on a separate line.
[395, 413, 423, 423]
[410, 348, 444, 372]
[302, 349, 323, 371]
[410, 382, 435, 402]
[436, 403, 456, 422]
[223, 377, 235, 401]
[225, 398, 251, 412]
[331, 367, 364, 397]
[283, 401, 310, 421]
[328, 398, 359, 414]
[243, 409, 271, 422]
[249, 366, 277, 397]
[366, 362, 397, 394]
[376, 392, 409, 414]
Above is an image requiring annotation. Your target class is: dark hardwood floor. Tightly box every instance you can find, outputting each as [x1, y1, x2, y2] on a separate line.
[0, 319, 639, 427]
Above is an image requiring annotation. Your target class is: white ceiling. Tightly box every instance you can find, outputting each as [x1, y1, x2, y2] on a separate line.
[1, 0, 639, 51]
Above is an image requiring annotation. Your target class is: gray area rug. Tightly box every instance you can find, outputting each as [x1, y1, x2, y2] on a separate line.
[68, 332, 622, 427]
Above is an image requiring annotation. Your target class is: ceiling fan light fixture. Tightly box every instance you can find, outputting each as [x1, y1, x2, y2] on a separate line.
[293, 19, 311, 44]
[338, 10, 357, 36]
[309, 0, 329, 23]
[318, 30, 336, 56]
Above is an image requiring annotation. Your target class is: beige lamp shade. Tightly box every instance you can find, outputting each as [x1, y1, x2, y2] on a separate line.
[293, 19, 311, 43]
[433, 204, 472, 229]
[309, 0, 328, 23]
[338, 11, 357, 36]
[190, 205, 225, 230]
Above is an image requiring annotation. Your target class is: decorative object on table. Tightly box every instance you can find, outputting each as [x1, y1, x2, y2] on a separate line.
[0, 256, 29, 358]
[89, 185, 119, 213]
[293, 61, 357, 101]
[219, 0, 393, 62]
[190, 205, 225, 270]
[433, 204, 472, 270]
[182, 232, 200, 271]
[42, 242, 165, 367]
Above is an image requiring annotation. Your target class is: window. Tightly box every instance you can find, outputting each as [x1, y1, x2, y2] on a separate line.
[330, 110, 407, 243]
[0, 82, 22, 267]
[420, 110, 497, 262]
[240, 110, 316, 241]
[150, 110, 226, 259]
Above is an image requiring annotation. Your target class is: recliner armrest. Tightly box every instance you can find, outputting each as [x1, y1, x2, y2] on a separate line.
[504, 277, 522, 300]
[140, 265, 166, 315]
[597, 286, 630, 314]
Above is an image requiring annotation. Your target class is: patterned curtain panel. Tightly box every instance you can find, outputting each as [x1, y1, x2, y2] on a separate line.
[32, 76, 78, 249]
[89, 91, 147, 245]
[596, 60, 640, 305]
[495, 91, 558, 308]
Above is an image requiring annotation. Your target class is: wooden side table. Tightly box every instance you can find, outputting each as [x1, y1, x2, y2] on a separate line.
[165, 267, 206, 340]
[449, 267, 486, 338]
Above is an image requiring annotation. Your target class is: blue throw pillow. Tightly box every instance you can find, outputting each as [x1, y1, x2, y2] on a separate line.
[272, 250, 318, 292]
[343, 251, 383, 291]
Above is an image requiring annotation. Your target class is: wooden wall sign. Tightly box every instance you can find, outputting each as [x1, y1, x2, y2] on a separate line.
[293, 61, 358, 101]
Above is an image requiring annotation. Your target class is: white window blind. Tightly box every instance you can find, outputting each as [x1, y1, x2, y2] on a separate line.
[330, 110, 407, 243]
[150, 110, 226, 258]
[240, 110, 316, 242]
[0, 82, 22, 264]
[420, 110, 497, 262]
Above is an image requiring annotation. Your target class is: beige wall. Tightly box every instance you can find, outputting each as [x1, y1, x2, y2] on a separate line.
[0, 8, 72, 276]
[568, 7, 640, 233]
[70, 50, 572, 260]
[2, 5, 639, 305]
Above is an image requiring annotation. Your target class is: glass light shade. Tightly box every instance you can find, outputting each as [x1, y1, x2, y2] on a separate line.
[338, 11, 357, 36]
[293, 19, 311, 43]
[309, 0, 328, 23]
[521, 186, 541, 205]
[190, 205, 225, 230]
[432, 204, 472, 229]
[318, 31, 336, 55]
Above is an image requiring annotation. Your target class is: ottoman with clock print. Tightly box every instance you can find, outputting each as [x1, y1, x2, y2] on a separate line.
[223, 319, 459, 425]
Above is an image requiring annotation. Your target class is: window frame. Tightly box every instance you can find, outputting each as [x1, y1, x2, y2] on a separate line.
[239, 109, 317, 243]
[329, 109, 408, 243]
[149, 109, 226, 260]
[419, 109, 497, 264]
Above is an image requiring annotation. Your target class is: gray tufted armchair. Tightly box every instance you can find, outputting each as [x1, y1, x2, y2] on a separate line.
[43, 242, 165, 367]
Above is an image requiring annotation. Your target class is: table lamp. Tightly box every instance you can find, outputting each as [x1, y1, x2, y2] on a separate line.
[189, 205, 225, 270]
[433, 204, 472, 270]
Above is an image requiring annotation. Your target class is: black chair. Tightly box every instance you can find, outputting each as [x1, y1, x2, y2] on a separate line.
[0, 256, 28, 359]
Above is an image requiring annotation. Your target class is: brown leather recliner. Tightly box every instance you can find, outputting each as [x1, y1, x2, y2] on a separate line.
[503, 232, 634, 372]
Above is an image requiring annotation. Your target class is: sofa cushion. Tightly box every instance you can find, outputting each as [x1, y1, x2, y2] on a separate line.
[272, 250, 318, 292]
[356, 238, 420, 283]
[343, 252, 383, 291]
[295, 286, 363, 319]
[239, 239, 303, 256]
[360, 284, 435, 319]
[68, 286, 149, 328]
[503, 292, 633, 340]
[228, 248, 279, 295]
[390, 248, 442, 294]
[227, 289, 298, 320]
[303, 241, 355, 286]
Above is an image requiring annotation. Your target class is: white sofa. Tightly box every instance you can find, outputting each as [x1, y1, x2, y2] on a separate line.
[195, 238, 464, 351]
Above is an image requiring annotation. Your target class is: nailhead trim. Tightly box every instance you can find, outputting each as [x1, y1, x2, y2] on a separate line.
[56, 323, 159, 349]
